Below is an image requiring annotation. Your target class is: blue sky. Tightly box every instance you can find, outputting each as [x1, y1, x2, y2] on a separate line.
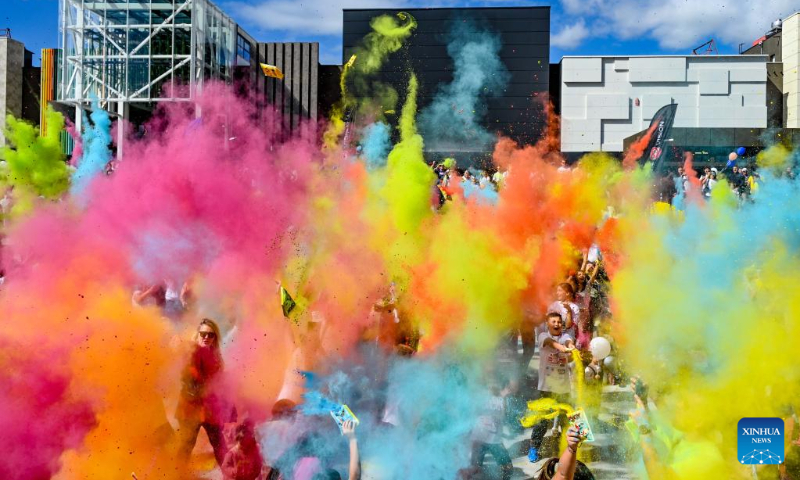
[4, 0, 798, 66]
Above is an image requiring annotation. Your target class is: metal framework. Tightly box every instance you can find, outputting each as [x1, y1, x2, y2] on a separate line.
[58, 0, 241, 105]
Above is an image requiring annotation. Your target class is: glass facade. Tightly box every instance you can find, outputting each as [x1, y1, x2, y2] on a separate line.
[58, 0, 251, 103]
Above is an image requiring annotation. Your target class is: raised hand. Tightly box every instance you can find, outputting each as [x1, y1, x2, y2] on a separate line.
[342, 419, 357, 439]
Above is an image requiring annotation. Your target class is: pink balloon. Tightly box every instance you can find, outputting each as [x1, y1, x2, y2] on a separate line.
[729, 152, 738, 161]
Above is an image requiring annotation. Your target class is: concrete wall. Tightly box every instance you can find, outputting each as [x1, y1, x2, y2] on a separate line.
[784, 13, 800, 128]
[256, 42, 319, 138]
[561, 55, 768, 153]
[0, 37, 26, 146]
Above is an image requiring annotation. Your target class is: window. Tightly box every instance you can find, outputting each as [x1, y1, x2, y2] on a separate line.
[236, 33, 251, 64]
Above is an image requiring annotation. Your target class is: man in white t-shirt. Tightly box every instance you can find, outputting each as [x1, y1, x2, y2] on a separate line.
[529, 312, 574, 462]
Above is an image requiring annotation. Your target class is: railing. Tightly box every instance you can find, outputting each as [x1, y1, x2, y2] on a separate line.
[0, 28, 11, 38]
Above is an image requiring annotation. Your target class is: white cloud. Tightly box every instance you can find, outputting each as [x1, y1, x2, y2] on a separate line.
[560, 0, 607, 15]
[224, 0, 393, 37]
[223, 0, 800, 62]
[570, 0, 798, 52]
[551, 19, 589, 49]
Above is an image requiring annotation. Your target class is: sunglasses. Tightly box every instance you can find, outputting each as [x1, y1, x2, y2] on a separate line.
[198, 331, 216, 339]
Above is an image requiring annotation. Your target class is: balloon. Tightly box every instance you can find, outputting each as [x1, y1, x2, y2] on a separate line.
[736, 147, 746, 156]
[728, 152, 738, 161]
[590, 337, 612, 360]
[602, 355, 615, 368]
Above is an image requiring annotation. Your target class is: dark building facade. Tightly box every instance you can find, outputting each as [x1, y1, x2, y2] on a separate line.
[342, 7, 550, 161]
[255, 42, 320, 135]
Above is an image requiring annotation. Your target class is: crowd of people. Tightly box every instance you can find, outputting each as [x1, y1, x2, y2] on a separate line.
[431, 160, 506, 208]
[663, 155, 796, 205]
[121, 239, 620, 480]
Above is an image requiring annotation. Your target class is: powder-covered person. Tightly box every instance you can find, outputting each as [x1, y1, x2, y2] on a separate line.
[530, 312, 575, 463]
[175, 318, 236, 469]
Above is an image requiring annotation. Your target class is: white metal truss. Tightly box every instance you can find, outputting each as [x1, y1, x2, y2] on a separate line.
[57, 0, 240, 105]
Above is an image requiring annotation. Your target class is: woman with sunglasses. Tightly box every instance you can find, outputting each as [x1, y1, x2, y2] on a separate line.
[176, 318, 232, 468]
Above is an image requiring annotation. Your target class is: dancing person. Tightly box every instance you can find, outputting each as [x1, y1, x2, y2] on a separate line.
[536, 425, 595, 480]
[176, 318, 234, 468]
[530, 312, 574, 462]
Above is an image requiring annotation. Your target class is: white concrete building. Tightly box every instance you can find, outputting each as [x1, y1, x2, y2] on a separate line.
[560, 55, 768, 153]
[784, 12, 800, 128]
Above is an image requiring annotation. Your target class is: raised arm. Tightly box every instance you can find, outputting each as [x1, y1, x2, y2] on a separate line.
[542, 337, 572, 353]
[554, 425, 581, 479]
[561, 302, 574, 329]
[343, 420, 361, 480]
[132, 284, 160, 305]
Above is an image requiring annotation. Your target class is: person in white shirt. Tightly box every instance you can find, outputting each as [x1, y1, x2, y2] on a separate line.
[529, 312, 574, 462]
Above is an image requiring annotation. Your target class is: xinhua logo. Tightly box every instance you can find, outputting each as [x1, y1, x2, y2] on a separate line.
[738, 418, 784, 465]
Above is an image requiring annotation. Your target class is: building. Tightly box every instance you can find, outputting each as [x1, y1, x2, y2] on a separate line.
[560, 55, 768, 157]
[254, 42, 320, 136]
[787, 13, 800, 129]
[741, 12, 800, 129]
[56, 0, 258, 154]
[343, 7, 550, 163]
[55, 0, 336, 153]
[0, 32, 41, 145]
[617, 10, 800, 170]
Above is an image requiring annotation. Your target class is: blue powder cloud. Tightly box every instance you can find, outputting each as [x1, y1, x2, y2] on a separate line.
[418, 20, 509, 153]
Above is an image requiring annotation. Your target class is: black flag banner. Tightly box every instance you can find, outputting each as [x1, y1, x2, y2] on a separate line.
[639, 103, 678, 171]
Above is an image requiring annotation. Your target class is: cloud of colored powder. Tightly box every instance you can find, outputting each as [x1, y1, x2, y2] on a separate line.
[359, 121, 392, 169]
[7, 9, 797, 480]
[613, 167, 800, 478]
[70, 104, 112, 196]
[0, 107, 70, 215]
[418, 19, 508, 153]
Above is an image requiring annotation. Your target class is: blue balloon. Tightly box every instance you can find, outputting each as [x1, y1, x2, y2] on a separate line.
[736, 147, 746, 156]
[726, 159, 736, 167]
